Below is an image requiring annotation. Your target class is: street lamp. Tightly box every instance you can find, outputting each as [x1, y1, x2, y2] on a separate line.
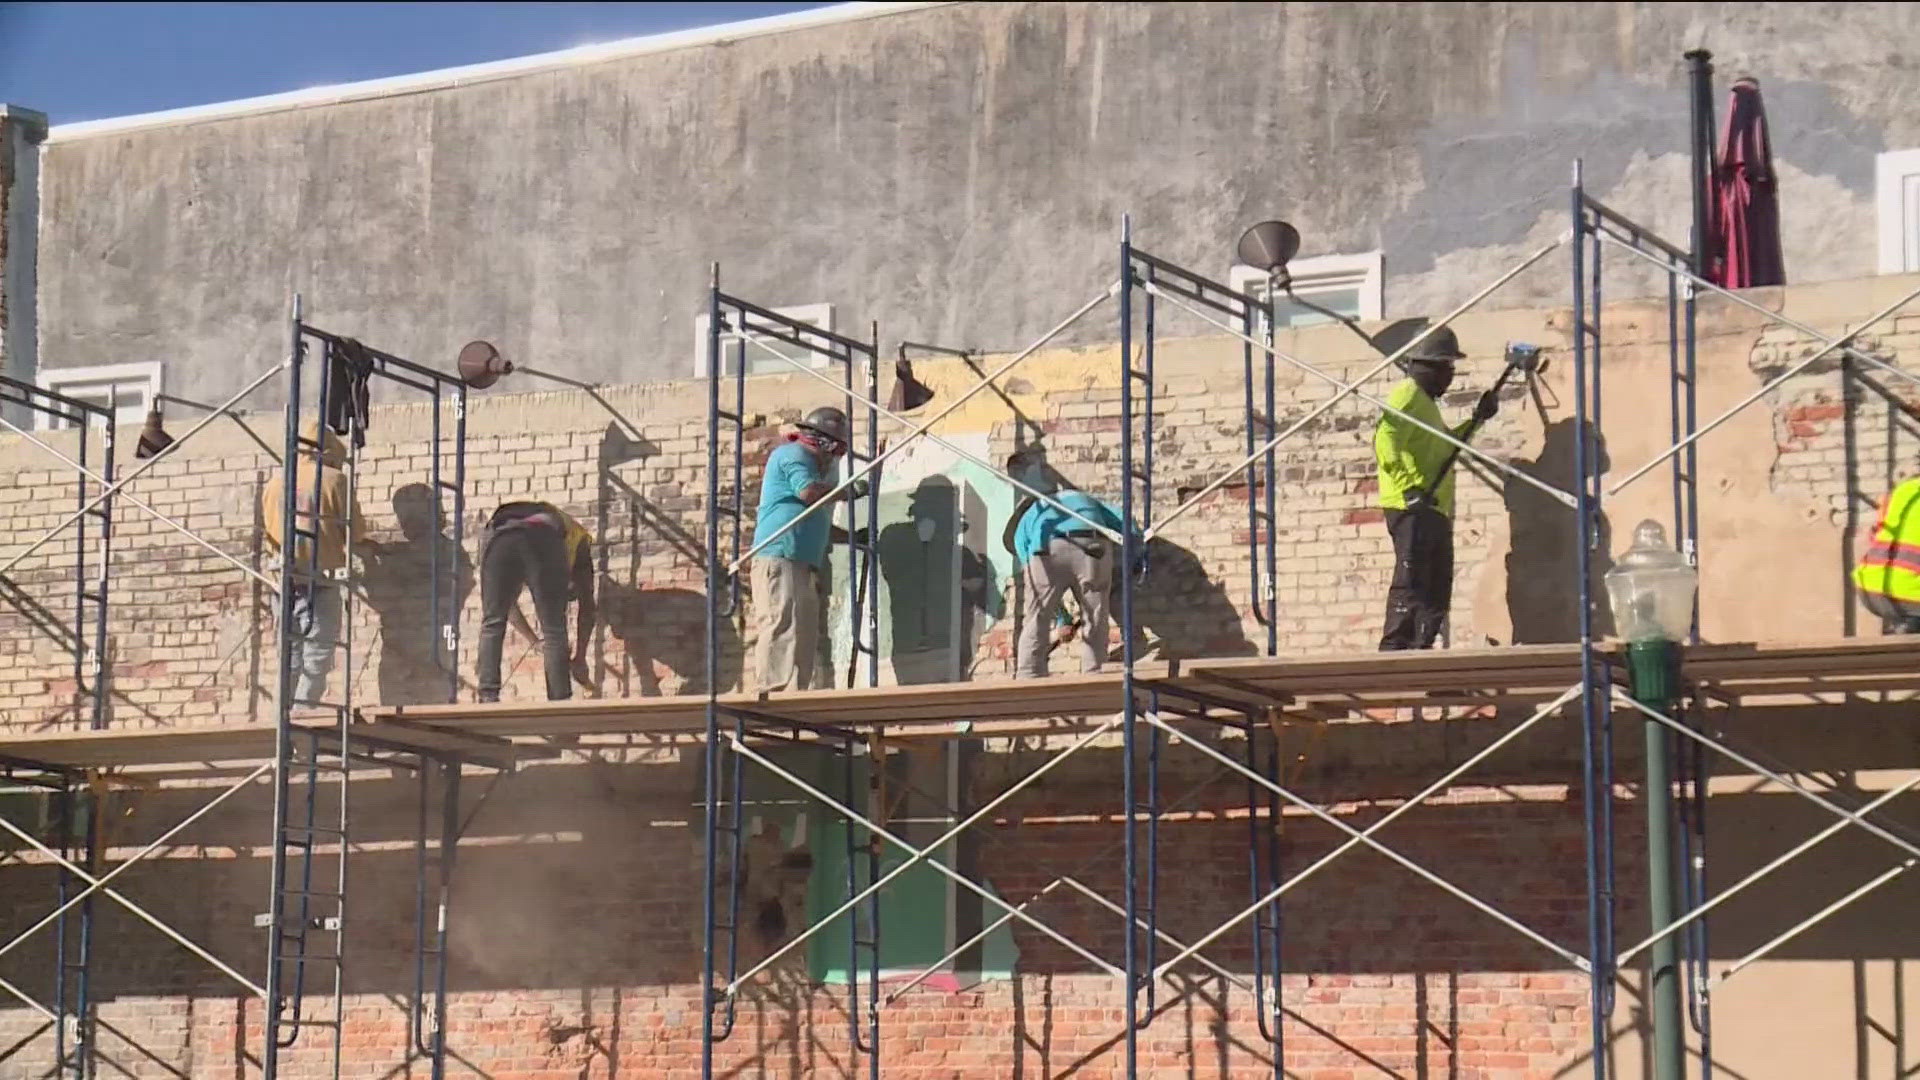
[1604, 519, 1698, 1080]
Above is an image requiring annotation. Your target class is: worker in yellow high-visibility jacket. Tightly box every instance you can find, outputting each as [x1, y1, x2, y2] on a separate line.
[1853, 476, 1920, 633]
[1373, 326, 1497, 650]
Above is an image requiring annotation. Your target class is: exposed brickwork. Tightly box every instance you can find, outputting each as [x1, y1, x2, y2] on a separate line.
[2, 278, 1918, 1076]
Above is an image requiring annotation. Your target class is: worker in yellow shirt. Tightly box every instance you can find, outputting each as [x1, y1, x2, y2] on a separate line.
[1852, 476, 1920, 634]
[1373, 327, 1496, 650]
[260, 420, 379, 706]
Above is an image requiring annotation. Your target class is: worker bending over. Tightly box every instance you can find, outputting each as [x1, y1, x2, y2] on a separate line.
[476, 501, 595, 702]
[1853, 475, 1920, 633]
[261, 420, 377, 706]
[752, 407, 868, 693]
[1374, 327, 1497, 650]
[1005, 449, 1130, 677]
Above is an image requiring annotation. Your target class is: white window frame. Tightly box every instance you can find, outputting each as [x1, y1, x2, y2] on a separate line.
[35, 362, 163, 431]
[1230, 250, 1384, 329]
[1877, 148, 1920, 274]
[694, 302, 836, 378]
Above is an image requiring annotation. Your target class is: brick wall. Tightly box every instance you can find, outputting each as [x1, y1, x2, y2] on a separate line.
[4, 274, 1920, 1077]
[0, 746, 1622, 1079]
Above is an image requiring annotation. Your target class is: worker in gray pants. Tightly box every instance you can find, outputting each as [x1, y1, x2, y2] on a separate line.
[1005, 450, 1131, 678]
[751, 406, 868, 692]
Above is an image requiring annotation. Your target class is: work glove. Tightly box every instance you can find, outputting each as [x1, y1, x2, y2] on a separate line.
[1473, 390, 1500, 424]
[1405, 488, 1434, 513]
[847, 477, 871, 499]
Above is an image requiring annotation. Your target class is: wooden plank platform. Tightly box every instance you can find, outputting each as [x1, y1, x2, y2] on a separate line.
[363, 637, 1920, 743]
[0, 719, 554, 771]
[8, 638, 1919, 772]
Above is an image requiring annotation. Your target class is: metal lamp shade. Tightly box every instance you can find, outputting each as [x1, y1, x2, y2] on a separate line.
[457, 341, 514, 389]
[887, 358, 936, 412]
[1236, 220, 1301, 273]
[134, 408, 175, 459]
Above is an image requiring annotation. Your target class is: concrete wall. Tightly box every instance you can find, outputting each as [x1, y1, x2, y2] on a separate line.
[0, 105, 46, 418]
[3, 270, 1920, 1075]
[22, 1, 1920, 404]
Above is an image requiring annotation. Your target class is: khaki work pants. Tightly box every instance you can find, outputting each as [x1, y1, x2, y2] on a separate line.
[1017, 535, 1115, 678]
[754, 557, 832, 693]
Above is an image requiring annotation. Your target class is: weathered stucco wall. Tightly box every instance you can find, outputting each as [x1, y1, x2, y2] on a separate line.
[25, 1, 1920, 403]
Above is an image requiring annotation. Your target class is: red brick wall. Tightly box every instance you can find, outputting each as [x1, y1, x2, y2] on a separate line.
[0, 747, 1620, 1079]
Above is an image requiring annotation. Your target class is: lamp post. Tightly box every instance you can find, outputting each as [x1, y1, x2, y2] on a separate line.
[1604, 519, 1699, 1080]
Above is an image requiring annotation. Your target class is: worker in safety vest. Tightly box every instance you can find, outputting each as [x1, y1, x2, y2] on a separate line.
[1852, 476, 1920, 633]
[476, 501, 596, 701]
[1373, 326, 1497, 650]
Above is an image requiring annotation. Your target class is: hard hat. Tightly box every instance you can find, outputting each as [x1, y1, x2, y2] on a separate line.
[1406, 325, 1466, 365]
[798, 406, 850, 444]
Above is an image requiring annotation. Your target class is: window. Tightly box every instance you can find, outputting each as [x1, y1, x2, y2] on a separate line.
[1878, 149, 1920, 274]
[36, 362, 162, 430]
[1230, 250, 1384, 330]
[694, 303, 836, 377]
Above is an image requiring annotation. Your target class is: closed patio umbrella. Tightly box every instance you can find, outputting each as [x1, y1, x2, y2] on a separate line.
[1711, 75, 1785, 288]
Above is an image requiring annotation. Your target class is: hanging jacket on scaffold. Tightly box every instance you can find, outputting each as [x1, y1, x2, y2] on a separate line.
[1853, 477, 1920, 603]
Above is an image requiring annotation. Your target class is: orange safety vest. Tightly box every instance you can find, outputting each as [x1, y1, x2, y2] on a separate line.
[1853, 477, 1920, 603]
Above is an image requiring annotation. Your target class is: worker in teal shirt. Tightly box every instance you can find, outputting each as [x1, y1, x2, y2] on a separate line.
[1003, 448, 1134, 677]
[752, 406, 867, 692]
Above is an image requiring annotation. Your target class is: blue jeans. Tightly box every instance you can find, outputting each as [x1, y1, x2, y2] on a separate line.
[290, 585, 342, 706]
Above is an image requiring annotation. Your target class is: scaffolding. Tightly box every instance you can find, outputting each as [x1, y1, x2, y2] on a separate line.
[0, 376, 114, 1077]
[1578, 164, 1920, 1079]
[0, 300, 541, 1080]
[0, 189, 1917, 1080]
[700, 276, 886, 1079]
[671, 173, 1920, 1079]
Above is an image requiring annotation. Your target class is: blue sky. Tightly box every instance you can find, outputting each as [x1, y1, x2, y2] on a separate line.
[0, 2, 833, 124]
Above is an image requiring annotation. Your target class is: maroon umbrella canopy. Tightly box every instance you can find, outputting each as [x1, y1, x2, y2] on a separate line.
[1711, 76, 1785, 288]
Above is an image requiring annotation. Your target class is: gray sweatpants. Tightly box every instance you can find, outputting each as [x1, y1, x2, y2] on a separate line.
[289, 584, 342, 706]
[1017, 536, 1115, 677]
[754, 557, 833, 693]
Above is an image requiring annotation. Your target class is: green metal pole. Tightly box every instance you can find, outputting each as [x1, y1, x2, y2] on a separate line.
[1628, 638, 1685, 1080]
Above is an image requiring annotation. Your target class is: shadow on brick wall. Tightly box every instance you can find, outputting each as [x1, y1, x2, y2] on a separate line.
[360, 483, 474, 706]
[600, 580, 735, 694]
[590, 422, 746, 695]
[1128, 537, 1257, 661]
[1505, 420, 1615, 644]
[878, 475, 1001, 685]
